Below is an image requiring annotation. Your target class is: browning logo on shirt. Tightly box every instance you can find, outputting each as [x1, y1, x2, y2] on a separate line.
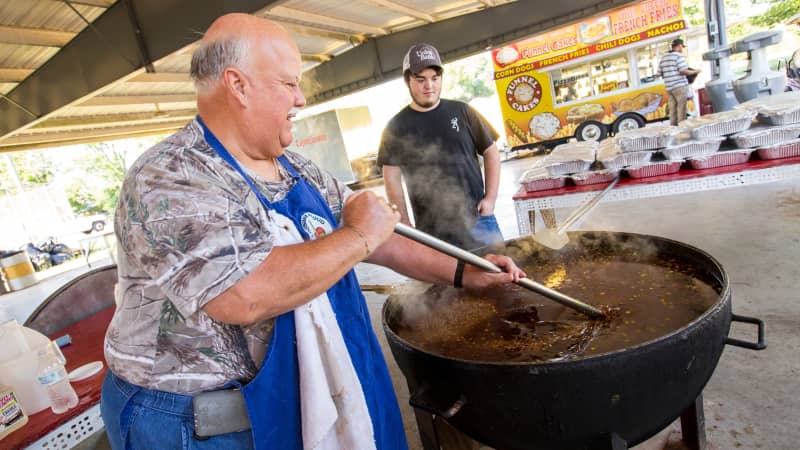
[301, 212, 333, 239]
[450, 117, 460, 132]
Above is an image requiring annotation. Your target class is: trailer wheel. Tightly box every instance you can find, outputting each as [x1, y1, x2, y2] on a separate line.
[612, 113, 645, 134]
[575, 120, 607, 142]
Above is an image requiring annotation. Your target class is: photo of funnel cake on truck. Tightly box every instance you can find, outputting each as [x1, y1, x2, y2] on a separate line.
[494, 0, 693, 149]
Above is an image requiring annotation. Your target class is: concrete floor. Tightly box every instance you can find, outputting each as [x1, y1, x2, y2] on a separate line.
[2, 154, 797, 449]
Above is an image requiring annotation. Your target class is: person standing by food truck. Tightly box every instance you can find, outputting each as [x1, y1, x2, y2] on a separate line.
[786, 13, 800, 91]
[378, 43, 504, 250]
[658, 38, 701, 125]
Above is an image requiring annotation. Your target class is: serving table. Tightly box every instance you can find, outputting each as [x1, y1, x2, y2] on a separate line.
[76, 230, 117, 267]
[5, 307, 113, 450]
[513, 156, 800, 234]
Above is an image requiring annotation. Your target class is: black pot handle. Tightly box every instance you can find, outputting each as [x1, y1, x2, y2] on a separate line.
[726, 313, 766, 350]
[409, 387, 467, 419]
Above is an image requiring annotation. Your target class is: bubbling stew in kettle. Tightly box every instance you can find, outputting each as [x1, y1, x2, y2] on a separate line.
[393, 252, 721, 363]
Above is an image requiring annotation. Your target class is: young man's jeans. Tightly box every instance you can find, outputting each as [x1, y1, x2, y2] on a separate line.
[470, 214, 504, 248]
[101, 370, 253, 450]
[667, 85, 691, 126]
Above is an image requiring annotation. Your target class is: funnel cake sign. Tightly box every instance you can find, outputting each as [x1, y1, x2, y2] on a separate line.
[506, 76, 543, 112]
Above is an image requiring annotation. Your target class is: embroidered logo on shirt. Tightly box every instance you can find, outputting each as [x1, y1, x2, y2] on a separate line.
[301, 212, 333, 239]
[450, 117, 460, 132]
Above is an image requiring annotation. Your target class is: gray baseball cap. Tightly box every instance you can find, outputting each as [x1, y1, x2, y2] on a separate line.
[402, 43, 442, 75]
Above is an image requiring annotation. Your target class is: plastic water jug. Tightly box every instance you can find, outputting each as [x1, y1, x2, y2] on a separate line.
[0, 320, 28, 362]
[0, 320, 59, 414]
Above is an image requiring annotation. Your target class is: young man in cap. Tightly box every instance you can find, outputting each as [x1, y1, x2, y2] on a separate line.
[658, 38, 701, 125]
[378, 43, 504, 250]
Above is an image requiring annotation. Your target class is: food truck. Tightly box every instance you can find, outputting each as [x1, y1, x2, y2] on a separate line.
[287, 106, 376, 184]
[493, 0, 689, 148]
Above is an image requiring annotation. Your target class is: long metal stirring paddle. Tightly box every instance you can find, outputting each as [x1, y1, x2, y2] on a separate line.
[532, 176, 620, 250]
[394, 223, 605, 319]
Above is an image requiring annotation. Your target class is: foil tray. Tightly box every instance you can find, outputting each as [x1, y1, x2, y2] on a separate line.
[625, 161, 683, 178]
[689, 149, 754, 169]
[737, 91, 800, 126]
[758, 111, 800, 126]
[615, 126, 681, 152]
[689, 117, 753, 138]
[550, 141, 598, 162]
[660, 137, 725, 160]
[521, 177, 567, 192]
[731, 125, 800, 149]
[756, 139, 800, 160]
[569, 169, 619, 186]
[599, 151, 654, 170]
[539, 141, 597, 176]
[544, 159, 594, 177]
[519, 168, 567, 192]
[684, 110, 756, 139]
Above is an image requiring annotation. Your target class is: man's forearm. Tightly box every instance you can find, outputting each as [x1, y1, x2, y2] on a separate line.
[367, 233, 456, 285]
[483, 144, 501, 201]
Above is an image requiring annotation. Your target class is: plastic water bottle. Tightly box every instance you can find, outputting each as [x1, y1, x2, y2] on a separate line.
[36, 344, 78, 414]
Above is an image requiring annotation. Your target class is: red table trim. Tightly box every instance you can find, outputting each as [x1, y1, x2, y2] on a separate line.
[5, 307, 113, 449]
[512, 155, 800, 200]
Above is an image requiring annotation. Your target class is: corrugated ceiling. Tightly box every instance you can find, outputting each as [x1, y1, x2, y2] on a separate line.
[0, 0, 636, 152]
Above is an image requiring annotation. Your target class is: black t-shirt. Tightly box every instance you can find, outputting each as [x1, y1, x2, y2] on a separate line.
[377, 99, 498, 248]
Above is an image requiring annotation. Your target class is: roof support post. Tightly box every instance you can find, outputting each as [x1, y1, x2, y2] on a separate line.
[123, 0, 155, 73]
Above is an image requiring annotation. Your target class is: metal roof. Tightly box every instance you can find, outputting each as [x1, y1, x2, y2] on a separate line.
[0, 0, 636, 153]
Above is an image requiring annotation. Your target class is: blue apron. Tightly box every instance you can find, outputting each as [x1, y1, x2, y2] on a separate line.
[198, 118, 407, 450]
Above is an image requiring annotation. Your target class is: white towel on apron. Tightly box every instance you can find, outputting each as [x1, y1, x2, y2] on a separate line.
[268, 212, 376, 450]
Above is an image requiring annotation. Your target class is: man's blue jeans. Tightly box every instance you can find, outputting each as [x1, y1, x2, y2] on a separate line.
[470, 214, 504, 248]
[101, 370, 253, 449]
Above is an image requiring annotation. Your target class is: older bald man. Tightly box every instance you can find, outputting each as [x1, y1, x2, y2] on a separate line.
[100, 13, 524, 450]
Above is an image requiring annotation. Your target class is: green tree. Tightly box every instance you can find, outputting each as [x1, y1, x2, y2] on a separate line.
[0, 155, 13, 196]
[65, 182, 103, 215]
[727, 20, 762, 43]
[683, 0, 759, 40]
[65, 139, 151, 215]
[749, 0, 800, 28]
[444, 53, 496, 103]
[683, 0, 707, 26]
[8, 151, 54, 188]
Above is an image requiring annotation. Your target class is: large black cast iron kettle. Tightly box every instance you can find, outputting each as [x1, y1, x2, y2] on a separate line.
[382, 232, 766, 450]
